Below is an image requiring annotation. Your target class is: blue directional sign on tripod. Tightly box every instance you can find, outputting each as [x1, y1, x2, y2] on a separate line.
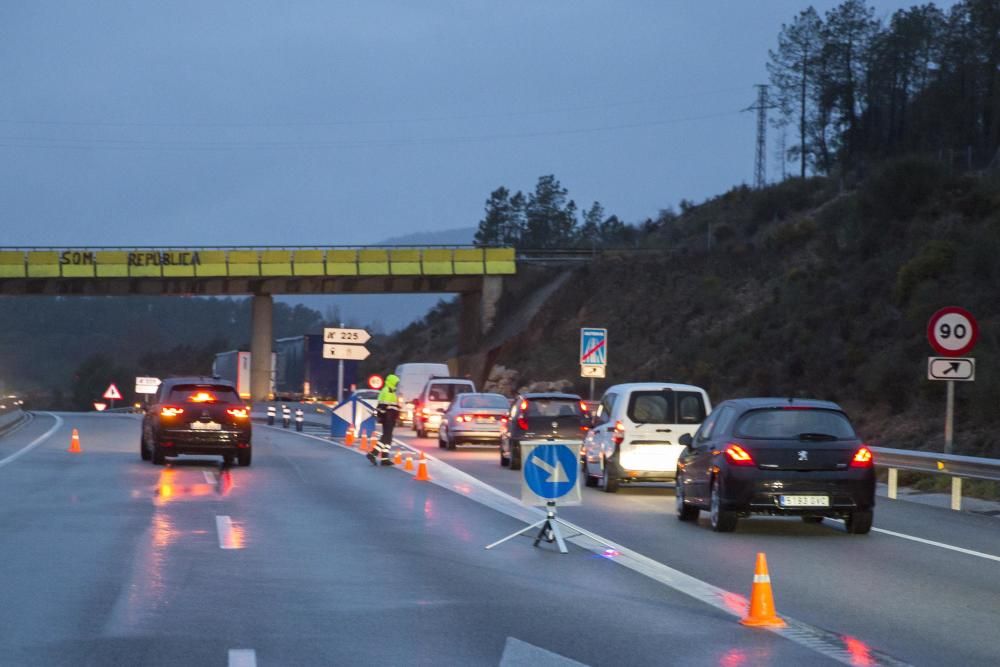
[521, 442, 582, 506]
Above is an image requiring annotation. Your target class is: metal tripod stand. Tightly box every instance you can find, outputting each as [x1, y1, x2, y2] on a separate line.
[485, 501, 617, 555]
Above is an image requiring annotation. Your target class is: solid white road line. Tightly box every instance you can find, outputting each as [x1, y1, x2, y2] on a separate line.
[216, 515, 239, 550]
[227, 648, 257, 667]
[0, 413, 63, 470]
[873, 527, 1000, 563]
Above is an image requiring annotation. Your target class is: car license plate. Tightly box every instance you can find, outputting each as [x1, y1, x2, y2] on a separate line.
[191, 421, 222, 431]
[779, 495, 829, 507]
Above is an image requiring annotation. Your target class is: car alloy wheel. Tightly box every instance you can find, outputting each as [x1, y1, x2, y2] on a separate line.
[676, 477, 699, 521]
[709, 477, 737, 532]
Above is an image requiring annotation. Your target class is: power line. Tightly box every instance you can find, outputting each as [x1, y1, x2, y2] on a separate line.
[0, 110, 744, 152]
[0, 87, 748, 130]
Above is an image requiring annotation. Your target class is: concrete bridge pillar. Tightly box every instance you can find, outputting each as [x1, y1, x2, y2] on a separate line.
[457, 276, 502, 385]
[250, 293, 273, 403]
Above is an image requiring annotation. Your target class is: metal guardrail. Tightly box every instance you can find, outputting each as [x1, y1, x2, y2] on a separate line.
[872, 446, 1000, 511]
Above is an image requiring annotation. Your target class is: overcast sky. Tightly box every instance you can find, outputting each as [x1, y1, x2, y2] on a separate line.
[0, 0, 952, 249]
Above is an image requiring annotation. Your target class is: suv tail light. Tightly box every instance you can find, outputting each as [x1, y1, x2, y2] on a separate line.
[517, 416, 529, 430]
[160, 406, 184, 417]
[612, 420, 625, 446]
[850, 445, 874, 468]
[227, 407, 249, 419]
[724, 443, 755, 466]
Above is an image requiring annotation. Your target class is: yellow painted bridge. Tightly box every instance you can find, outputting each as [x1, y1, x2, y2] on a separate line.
[0, 246, 516, 297]
[0, 247, 515, 279]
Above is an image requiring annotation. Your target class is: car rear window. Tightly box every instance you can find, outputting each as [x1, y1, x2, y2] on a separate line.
[627, 390, 706, 424]
[426, 383, 474, 402]
[459, 394, 508, 409]
[735, 408, 856, 439]
[169, 385, 241, 404]
[525, 399, 582, 418]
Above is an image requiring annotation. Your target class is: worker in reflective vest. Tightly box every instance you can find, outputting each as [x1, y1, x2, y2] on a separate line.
[371, 373, 400, 466]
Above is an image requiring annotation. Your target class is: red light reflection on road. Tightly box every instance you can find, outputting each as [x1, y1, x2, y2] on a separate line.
[720, 591, 749, 616]
[843, 635, 874, 666]
[218, 469, 234, 495]
[718, 648, 748, 667]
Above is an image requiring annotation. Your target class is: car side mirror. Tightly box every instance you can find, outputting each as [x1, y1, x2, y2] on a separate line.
[678, 433, 693, 448]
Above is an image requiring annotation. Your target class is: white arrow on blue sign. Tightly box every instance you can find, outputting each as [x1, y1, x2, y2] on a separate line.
[521, 442, 582, 506]
[580, 328, 607, 366]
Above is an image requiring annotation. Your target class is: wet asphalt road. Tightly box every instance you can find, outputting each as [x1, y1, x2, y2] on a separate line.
[0, 412, 837, 667]
[395, 427, 1000, 667]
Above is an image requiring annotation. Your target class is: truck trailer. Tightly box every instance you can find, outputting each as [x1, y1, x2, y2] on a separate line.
[212, 350, 276, 399]
[274, 335, 357, 402]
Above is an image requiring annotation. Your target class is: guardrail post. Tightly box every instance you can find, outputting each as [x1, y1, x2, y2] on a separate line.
[887, 468, 898, 499]
[951, 477, 962, 511]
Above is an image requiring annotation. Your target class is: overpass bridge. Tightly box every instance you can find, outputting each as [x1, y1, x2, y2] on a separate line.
[0, 246, 517, 400]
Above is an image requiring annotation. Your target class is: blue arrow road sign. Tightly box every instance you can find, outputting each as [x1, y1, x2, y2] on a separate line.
[580, 328, 607, 366]
[524, 444, 579, 500]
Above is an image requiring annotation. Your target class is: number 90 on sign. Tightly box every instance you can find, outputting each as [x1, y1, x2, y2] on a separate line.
[927, 307, 978, 357]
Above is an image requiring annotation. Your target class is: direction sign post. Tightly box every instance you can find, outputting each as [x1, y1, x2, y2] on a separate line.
[485, 440, 616, 554]
[927, 308, 979, 454]
[323, 326, 371, 401]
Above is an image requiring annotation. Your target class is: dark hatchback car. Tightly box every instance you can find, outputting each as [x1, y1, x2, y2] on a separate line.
[675, 398, 874, 533]
[499, 393, 589, 470]
[141, 377, 253, 467]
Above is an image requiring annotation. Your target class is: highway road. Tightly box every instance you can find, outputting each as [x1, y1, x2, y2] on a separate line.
[393, 429, 1000, 667]
[0, 412, 837, 667]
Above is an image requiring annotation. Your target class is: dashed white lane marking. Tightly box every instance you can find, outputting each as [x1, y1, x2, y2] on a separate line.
[228, 648, 257, 667]
[216, 515, 240, 549]
[0, 413, 63, 470]
[500, 637, 588, 666]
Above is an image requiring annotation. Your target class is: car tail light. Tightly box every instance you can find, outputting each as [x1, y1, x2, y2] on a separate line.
[227, 407, 249, 419]
[421, 407, 431, 416]
[160, 406, 184, 417]
[160, 440, 175, 448]
[724, 443, 755, 466]
[851, 445, 874, 468]
[517, 417, 529, 430]
[579, 401, 588, 412]
[612, 420, 625, 445]
[519, 399, 528, 411]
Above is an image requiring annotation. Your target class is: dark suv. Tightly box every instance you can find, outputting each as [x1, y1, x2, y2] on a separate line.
[675, 398, 874, 533]
[141, 377, 252, 467]
[499, 393, 589, 470]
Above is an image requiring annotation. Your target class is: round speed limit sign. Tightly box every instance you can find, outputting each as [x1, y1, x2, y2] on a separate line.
[927, 307, 978, 357]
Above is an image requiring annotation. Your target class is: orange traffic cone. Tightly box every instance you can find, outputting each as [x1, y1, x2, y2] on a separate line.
[740, 552, 786, 628]
[393, 449, 403, 465]
[404, 455, 414, 471]
[414, 452, 430, 482]
[68, 428, 82, 453]
[345, 426, 355, 447]
[359, 432, 369, 452]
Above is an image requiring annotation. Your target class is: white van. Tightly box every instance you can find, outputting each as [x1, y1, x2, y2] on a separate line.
[583, 382, 711, 492]
[394, 362, 450, 425]
[412, 377, 476, 438]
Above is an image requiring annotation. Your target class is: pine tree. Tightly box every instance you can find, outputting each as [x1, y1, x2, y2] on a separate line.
[768, 7, 824, 178]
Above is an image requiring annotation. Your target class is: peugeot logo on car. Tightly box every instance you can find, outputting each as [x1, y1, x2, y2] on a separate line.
[798, 450, 809, 461]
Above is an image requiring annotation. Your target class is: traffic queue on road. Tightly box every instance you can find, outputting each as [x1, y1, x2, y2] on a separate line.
[393, 365, 876, 535]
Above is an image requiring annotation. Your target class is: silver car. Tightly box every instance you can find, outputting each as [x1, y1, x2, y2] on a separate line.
[438, 393, 510, 450]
